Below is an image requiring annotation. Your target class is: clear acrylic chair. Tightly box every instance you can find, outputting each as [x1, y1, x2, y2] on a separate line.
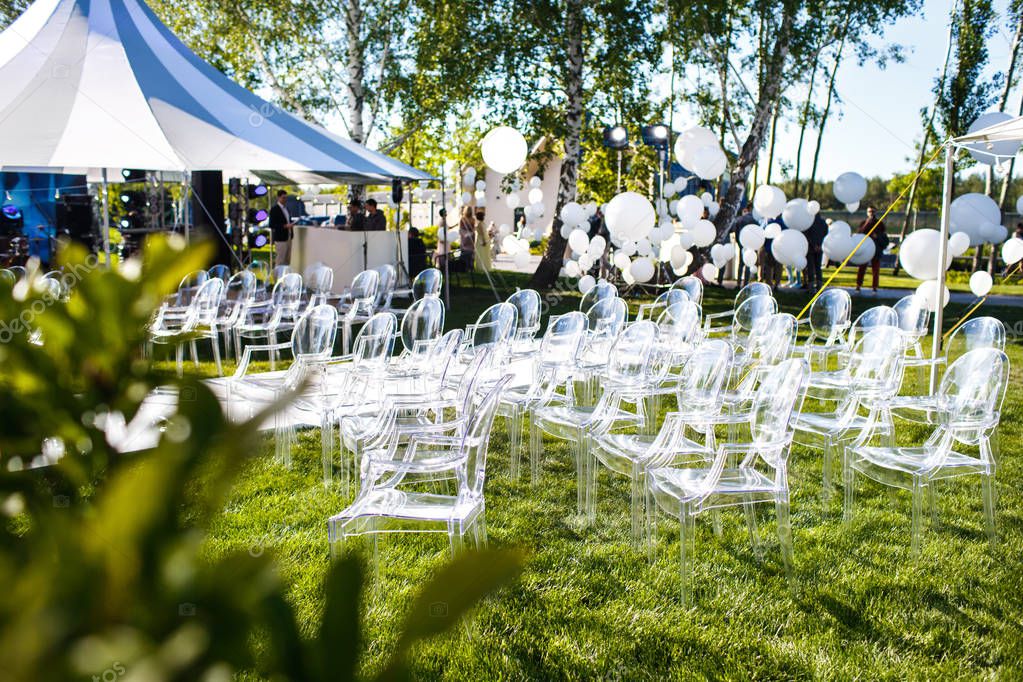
[641, 301, 706, 429]
[248, 260, 271, 286]
[889, 317, 1006, 425]
[305, 263, 335, 307]
[327, 376, 512, 574]
[216, 270, 258, 360]
[834, 305, 898, 367]
[148, 278, 225, 376]
[207, 263, 230, 280]
[647, 357, 809, 604]
[798, 288, 851, 370]
[233, 272, 304, 367]
[636, 289, 690, 322]
[460, 301, 519, 365]
[506, 289, 542, 354]
[670, 275, 703, 305]
[728, 294, 779, 352]
[575, 297, 629, 404]
[227, 304, 339, 466]
[412, 268, 443, 299]
[338, 269, 381, 354]
[531, 321, 659, 521]
[845, 348, 1009, 555]
[591, 339, 733, 549]
[893, 294, 930, 362]
[703, 281, 772, 336]
[499, 311, 588, 479]
[579, 279, 618, 312]
[271, 264, 291, 284]
[791, 325, 904, 508]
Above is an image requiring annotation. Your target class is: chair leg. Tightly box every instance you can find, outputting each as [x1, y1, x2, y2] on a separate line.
[528, 411, 543, 483]
[507, 408, 521, 480]
[910, 479, 924, 557]
[776, 498, 794, 587]
[211, 336, 222, 376]
[744, 497, 762, 561]
[630, 466, 644, 550]
[478, 508, 489, 548]
[190, 339, 199, 367]
[175, 344, 184, 378]
[679, 504, 696, 606]
[981, 475, 997, 549]
[822, 439, 833, 506]
[927, 482, 939, 529]
[842, 449, 855, 523]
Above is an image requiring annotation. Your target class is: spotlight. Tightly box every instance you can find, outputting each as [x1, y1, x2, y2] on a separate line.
[641, 124, 670, 149]
[247, 184, 268, 199]
[602, 125, 629, 150]
[247, 208, 268, 223]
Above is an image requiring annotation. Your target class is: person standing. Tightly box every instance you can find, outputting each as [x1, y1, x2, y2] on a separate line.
[364, 199, 386, 231]
[804, 213, 827, 292]
[475, 214, 494, 272]
[458, 206, 476, 271]
[345, 199, 366, 231]
[269, 190, 294, 266]
[855, 206, 888, 294]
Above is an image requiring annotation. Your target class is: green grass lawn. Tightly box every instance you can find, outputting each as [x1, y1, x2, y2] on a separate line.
[820, 265, 1023, 296]
[166, 275, 1023, 679]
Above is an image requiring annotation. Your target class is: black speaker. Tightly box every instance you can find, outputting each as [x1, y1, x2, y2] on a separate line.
[228, 177, 242, 196]
[391, 179, 403, 204]
[57, 195, 94, 244]
[190, 170, 231, 265]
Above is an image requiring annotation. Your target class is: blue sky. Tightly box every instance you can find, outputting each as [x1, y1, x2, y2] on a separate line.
[770, 0, 1017, 180]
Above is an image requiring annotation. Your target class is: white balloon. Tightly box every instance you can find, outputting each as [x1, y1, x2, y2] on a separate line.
[669, 199, 679, 217]
[623, 268, 636, 285]
[739, 224, 765, 250]
[710, 244, 726, 267]
[845, 202, 860, 213]
[807, 200, 821, 216]
[561, 201, 587, 227]
[529, 176, 543, 189]
[833, 172, 867, 204]
[447, 227, 460, 243]
[948, 231, 971, 257]
[674, 125, 719, 169]
[506, 194, 521, 210]
[690, 145, 727, 179]
[848, 235, 876, 265]
[992, 224, 1009, 243]
[964, 112, 1019, 165]
[670, 244, 687, 267]
[916, 280, 950, 312]
[691, 219, 716, 248]
[559, 223, 573, 239]
[568, 228, 589, 255]
[700, 192, 713, 206]
[564, 260, 581, 278]
[678, 231, 694, 249]
[498, 223, 512, 237]
[707, 201, 720, 218]
[514, 250, 531, 269]
[585, 201, 598, 217]
[677, 195, 705, 229]
[980, 222, 1001, 243]
[579, 254, 594, 271]
[588, 235, 607, 257]
[782, 198, 814, 232]
[764, 222, 782, 240]
[532, 202, 545, 217]
[1016, 195, 1023, 215]
[502, 234, 521, 254]
[481, 126, 528, 174]
[950, 193, 1001, 244]
[636, 238, 653, 257]
[742, 248, 759, 269]
[475, 180, 486, 191]
[970, 270, 993, 297]
[899, 229, 953, 280]
[753, 185, 787, 219]
[620, 240, 637, 256]
[613, 251, 632, 271]
[630, 257, 656, 283]
[771, 230, 809, 267]
[460, 191, 472, 204]
[822, 233, 852, 263]
[701, 263, 719, 280]
[828, 220, 852, 240]
[578, 274, 596, 294]
[1001, 237, 1023, 265]
[605, 191, 656, 241]
[528, 188, 544, 205]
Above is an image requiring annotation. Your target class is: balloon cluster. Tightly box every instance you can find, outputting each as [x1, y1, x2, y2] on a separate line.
[949, 193, 1008, 247]
[673, 126, 728, 180]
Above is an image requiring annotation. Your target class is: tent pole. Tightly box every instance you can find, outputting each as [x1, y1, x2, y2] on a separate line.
[930, 142, 954, 394]
[440, 171, 450, 308]
[183, 170, 191, 245]
[101, 169, 110, 265]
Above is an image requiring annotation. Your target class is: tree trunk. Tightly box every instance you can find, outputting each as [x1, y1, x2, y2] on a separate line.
[765, 101, 780, 185]
[346, 0, 367, 201]
[807, 21, 849, 202]
[793, 56, 820, 196]
[713, 8, 795, 241]
[529, 0, 583, 288]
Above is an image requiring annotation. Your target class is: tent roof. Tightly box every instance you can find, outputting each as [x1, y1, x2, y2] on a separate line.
[953, 115, 1023, 145]
[0, 0, 432, 183]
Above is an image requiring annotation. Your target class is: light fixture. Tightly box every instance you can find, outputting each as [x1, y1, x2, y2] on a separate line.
[602, 125, 629, 150]
[641, 124, 670, 150]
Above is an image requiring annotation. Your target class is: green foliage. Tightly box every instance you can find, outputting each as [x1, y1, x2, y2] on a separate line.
[0, 237, 523, 680]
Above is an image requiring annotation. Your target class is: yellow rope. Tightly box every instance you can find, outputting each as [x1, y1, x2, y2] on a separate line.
[942, 296, 988, 341]
[795, 143, 947, 320]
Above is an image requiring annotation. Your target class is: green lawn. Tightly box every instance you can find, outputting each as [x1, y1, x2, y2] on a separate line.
[819, 265, 1023, 296]
[169, 275, 1023, 679]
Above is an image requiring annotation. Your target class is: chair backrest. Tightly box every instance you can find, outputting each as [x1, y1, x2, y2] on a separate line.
[306, 265, 334, 297]
[585, 297, 627, 338]
[401, 296, 445, 353]
[271, 265, 291, 283]
[579, 279, 618, 312]
[207, 264, 230, 280]
[677, 339, 733, 414]
[225, 270, 258, 302]
[808, 288, 852, 341]
[846, 325, 905, 399]
[732, 294, 779, 342]
[412, 268, 443, 299]
[539, 311, 588, 366]
[946, 316, 1005, 360]
[670, 275, 703, 305]
[749, 358, 809, 464]
[735, 281, 772, 307]
[187, 278, 225, 328]
[8, 265, 25, 281]
[507, 289, 542, 338]
[431, 329, 466, 383]
[747, 312, 797, 367]
[461, 375, 513, 498]
[655, 300, 703, 348]
[175, 270, 209, 305]
[271, 272, 304, 309]
[350, 312, 397, 369]
[349, 269, 380, 305]
[640, 289, 690, 322]
[848, 305, 898, 348]
[606, 320, 659, 385]
[936, 348, 1009, 433]
[291, 304, 338, 358]
[893, 294, 930, 340]
[247, 261, 270, 285]
[372, 264, 397, 307]
[468, 302, 518, 349]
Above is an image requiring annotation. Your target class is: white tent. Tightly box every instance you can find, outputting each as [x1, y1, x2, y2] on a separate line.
[0, 0, 432, 184]
[928, 115, 1023, 389]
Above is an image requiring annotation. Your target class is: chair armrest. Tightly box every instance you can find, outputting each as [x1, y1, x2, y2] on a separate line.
[233, 341, 292, 378]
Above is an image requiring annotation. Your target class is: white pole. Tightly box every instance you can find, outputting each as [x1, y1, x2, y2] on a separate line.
[930, 142, 955, 393]
[101, 168, 110, 265]
[184, 170, 191, 245]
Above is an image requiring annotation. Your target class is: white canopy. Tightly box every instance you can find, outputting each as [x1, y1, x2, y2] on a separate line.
[953, 115, 1023, 145]
[0, 0, 432, 183]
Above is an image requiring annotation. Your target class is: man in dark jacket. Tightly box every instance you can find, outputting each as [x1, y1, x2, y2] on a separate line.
[269, 190, 294, 266]
[365, 199, 386, 231]
[345, 200, 366, 231]
[804, 214, 827, 292]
